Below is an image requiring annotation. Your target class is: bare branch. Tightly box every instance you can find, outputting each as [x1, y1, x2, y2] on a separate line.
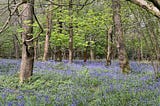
[0, 1, 24, 34]
[78, 0, 96, 10]
[128, 0, 160, 18]
[148, 0, 160, 10]
[0, 8, 8, 16]
[48, 0, 95, 7]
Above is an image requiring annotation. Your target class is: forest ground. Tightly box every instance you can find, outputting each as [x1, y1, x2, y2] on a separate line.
[0, 59, 160, 106]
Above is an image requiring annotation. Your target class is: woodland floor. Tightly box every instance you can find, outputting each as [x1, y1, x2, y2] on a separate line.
[0, 59, 160, 106]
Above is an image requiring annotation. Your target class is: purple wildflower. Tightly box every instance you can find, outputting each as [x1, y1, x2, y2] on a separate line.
[7, 101, 13, 106]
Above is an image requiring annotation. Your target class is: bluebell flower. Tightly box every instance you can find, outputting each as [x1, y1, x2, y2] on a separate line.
[7, 101, 13, 106]
[17, 95, 24, 100]
[18, 100, 25, 106]
[1, 93, 6, 99]
[45, 95, 50, 104]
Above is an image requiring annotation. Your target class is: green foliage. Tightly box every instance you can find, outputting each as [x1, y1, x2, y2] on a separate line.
[17, 28, 24, 33]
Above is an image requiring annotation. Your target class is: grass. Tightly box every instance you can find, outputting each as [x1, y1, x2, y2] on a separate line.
[0, 59, 160, 106]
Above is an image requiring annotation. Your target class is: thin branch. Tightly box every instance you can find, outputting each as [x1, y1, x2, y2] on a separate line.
[8, 0, 12, 16]
[148, 0, 160, 10]
[14, 34, 21, 46]
[25, 9, 43, 42]
[0, 1, 24, 34]
[0, 5, 8, 10]
[78, 0, 96, 10]
[0, 8, 8, 16]
[48, 0, 95, 7]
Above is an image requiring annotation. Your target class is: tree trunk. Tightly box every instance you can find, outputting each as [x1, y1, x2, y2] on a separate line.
[34, 39, 38, 60]
[13, 34, 20, 59]
[140, 40, 143, 60]
[19, 0, 34, 83]
[112, 0, 131, 73]
[84, 36, 89, 62]
[106, 27, 113, 66]
[84, 47, 88, 62]
[90, 37, 95, 61]
[55, 46, 62, 62]
[68, 0, 73, 63]
[43, 3, 52, 61]
[90, 48, 94, 61]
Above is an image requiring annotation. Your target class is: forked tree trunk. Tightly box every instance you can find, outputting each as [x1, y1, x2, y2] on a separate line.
[43, 3, 52, 61]
[106, 27, 113, 66]
[112, 0, 131, 73]
[19, 0, 34, 82]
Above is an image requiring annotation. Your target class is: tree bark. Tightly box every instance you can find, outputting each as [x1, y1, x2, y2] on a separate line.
[34, 39, 38, 60]
[84, 47, 88, 62]
[90, 37, 95, 61]
[19, 0, 34, 83]
[55, 46, 62, 62]
[90, 48, 94, 61]
[112, 0, 131, 73]
[106, 27, 113, 66]
[43, 3, 52, 61]
[13, 34, 20, 59]
[68, 0, 73, 63]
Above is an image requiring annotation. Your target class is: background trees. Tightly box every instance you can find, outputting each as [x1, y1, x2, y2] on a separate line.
[0, 0, 160, 80]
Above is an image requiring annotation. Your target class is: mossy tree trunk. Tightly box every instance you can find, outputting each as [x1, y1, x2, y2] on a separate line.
[19, 0, 34, 82]
[112, 0, 131, 73]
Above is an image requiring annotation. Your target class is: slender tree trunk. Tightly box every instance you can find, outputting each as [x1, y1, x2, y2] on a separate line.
[112, 0, 130, 73]
[13, 34, 20, 59]
[106, 27, 113, 66]
[34, 39, 38, 60]
[57, 0, 63, 62]
[68, 0, 73, 63]
[84, 47, 88, 62]
[55, 46, 62, 62]
[43, 3, 52, 61]
[140, 40, 143, 60]
[90, 37, 95, 61]
[0, 46, 1, 57]
[19, 0, 34, 82]
[84, 36, 89, 62]
[58, 48, 62, 61]
[90, 48, 94, 61]
[55, 23, 63, 62]
[137, 35, 141, 62]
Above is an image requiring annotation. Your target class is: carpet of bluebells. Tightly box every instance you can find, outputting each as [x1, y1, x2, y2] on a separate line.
[0, 59, 160, 106]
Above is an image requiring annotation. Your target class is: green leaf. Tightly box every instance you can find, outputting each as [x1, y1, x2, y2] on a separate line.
[17, 28, 24, 33]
